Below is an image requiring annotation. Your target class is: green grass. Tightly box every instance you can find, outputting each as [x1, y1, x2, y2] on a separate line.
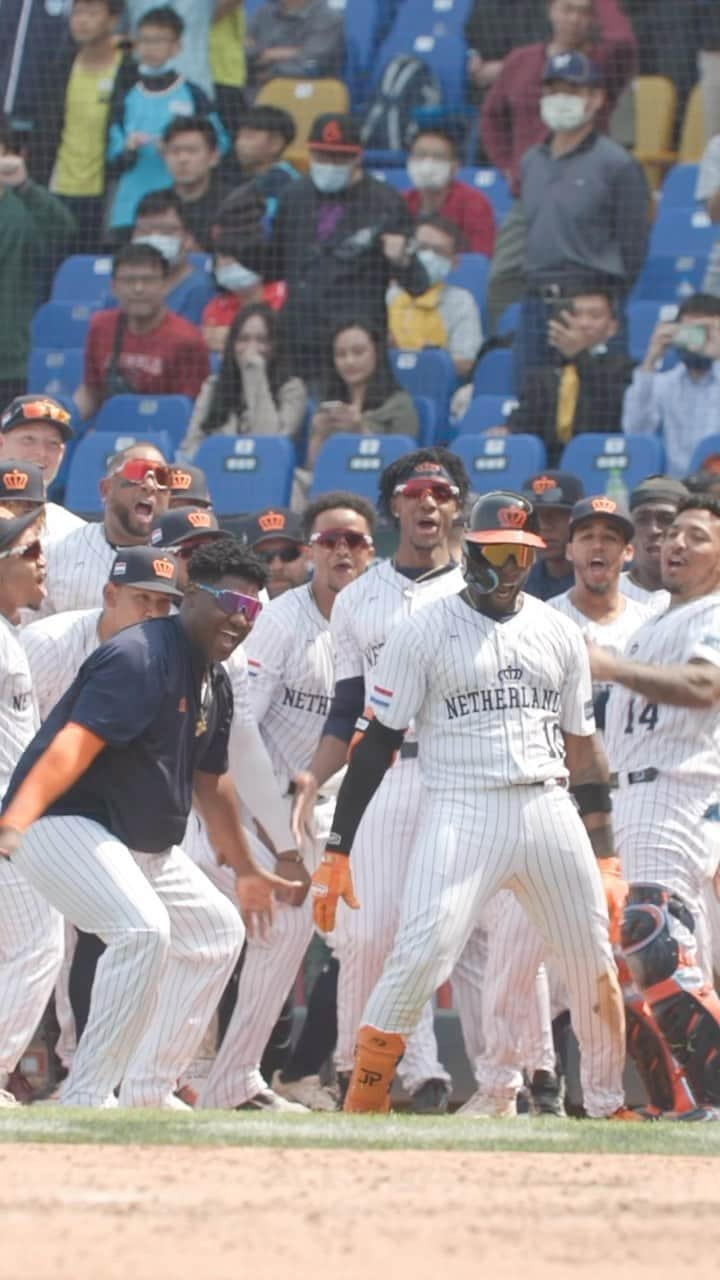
[2, 1108, 720, 1155]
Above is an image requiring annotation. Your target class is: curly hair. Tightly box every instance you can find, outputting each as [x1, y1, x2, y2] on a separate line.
[187, 538, 267, 590]
[378, 447, 470, 515]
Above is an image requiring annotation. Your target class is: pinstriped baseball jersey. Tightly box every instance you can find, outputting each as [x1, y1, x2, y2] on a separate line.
[245, 583, 335, 790]
[223, 644, 254, 729]
[369, 592, 595, 790]
[619, 572, 669, 614]
[605, 593, 720, 785]
[0, 617, 38, 799]
[21, 609, 102, 722]
[44, 521, 120, 615]
[45, 502, 85, 543]
[550, 591, 652, 728]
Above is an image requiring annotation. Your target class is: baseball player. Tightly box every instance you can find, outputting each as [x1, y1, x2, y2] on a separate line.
[0, 540, 293, 1108]
[621, 477, 688, 611]
[42, 443, 170, 615]
[294, 448, 484, 1113]
[590, 493, 720, 1114]
[193, 491, 377, 1111]
[168, 464, 213, 510]
[0, 471, 64, 1107]
[523, 472, 584, 602]
[0, 395, 84, 543]
[151, 506, 230, 591]
[313, 490, 634, 1120]
[242, 508, 311, 601]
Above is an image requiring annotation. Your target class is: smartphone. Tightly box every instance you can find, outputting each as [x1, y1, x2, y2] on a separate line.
[547, 297, 575, 323]
[673, 323, 708, 353]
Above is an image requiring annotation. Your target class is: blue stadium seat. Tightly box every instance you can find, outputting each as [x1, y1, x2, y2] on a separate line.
[628, 300, 681, 361]
[334, 0, 382, 104]
[27, 347, 85, 399]
[193, 436, 295, 514]
[630, 253, 709, 303]
[559, 434, 666, 495]
[496, 301, 522, 336]
[413, 395, 438, 446]
[456, 168, 513, 221]
[52, 255, 114, 303]
[93, 395, 193, 452]
[309, 434, 418, 501]
[472, 348, 513, 396]
[64, 432, 172, 514]
[451, 434, 546, 495]
[368, 168, 411, 189]
[454, 394, 519, 435]
[391, 348, 458, 414]
[688, 434, 720, 472]
[398, 0, 474, 33]
[32, 301, 97, 349]
[446, 252, 490, 325]
[649, 207, 717, 258]
[661, 164, 700, 209]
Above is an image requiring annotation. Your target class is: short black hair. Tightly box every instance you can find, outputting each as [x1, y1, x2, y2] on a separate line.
[676, 493, 720, 521]
[112, 241, 169, 277]
[236, 104, 297, 148]
[187, 538, 267, 591]
[73, 0, 125, 15]
[137, 5, 184, 37]
[410, 127, 459, 159]
[303, 491, 377, 540]
[416, 213, 467, 253]
[162, 115, 220, 150]
[135, 187, 186, 225]
[677, 293, 720, 321]
[378, 447, 470, 515]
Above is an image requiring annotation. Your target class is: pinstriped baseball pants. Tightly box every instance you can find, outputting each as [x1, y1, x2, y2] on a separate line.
[0, 858, 64, 1079]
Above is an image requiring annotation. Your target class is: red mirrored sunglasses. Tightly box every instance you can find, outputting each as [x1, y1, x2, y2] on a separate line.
[113, 459, 170, 489]
[309, 528, 373, 551]
[394, 478, 459, 503]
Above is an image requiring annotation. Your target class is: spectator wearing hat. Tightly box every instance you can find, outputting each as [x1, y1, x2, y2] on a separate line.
[259, 112, 429, 386]
[168, 463, 212, 509]
[515, 51, 649, 391]
[403, 128, 495, 257]
[242, 508, 309, 600]
[158, 116, 225, 253]
[246, 0, 345, 90]
[0, 396, 84, 543]
[523, 470, 585, 600]
[128, 189, 215, 324]
[151, 506, 229, 588]
[184, 302, 307, 456]
[622, 477, 689, 610]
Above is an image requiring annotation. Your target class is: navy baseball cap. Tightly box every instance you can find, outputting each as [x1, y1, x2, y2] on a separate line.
[0, 460, 46, 506]
[523, 471, 584, 510]
[242, 507, 305, 548]
[151, 506, 228, 549]
[108, 546, 183, 598]
[542, 52, 601, 87]
[569, 495, 634, 541]
[0, 508, 45, 551]
[1, 394, 74, 442]
[168, 464, 211, 507]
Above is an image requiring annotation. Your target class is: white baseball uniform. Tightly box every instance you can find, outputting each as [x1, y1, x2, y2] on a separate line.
[330, 560, 483, 1091]
[620, 572, 670, 614]
[0, 616, 64, 1086]
[43, 521, 117, 615]
[359, 592, 625, 1119]
[45, 502, 85, 543]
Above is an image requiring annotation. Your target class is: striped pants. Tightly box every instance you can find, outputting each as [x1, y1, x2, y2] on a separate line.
[0, 857, 63, 1080]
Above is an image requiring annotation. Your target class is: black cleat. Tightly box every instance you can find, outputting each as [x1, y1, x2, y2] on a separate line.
[408, 1077, 451, 1115]
[530, 1069, 565, 1117]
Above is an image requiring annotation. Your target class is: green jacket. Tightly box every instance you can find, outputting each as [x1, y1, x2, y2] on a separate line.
[0, 181, 76, 381]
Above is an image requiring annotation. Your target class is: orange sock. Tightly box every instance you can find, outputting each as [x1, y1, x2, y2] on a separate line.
[344, 1025, 405, 1113]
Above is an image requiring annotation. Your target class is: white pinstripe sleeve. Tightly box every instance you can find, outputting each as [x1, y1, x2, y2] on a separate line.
[688, 604, 720, 666]
[21, 621, 62, 722]
[330, 587, 364, 684]
[224, 646, 255, 728]
[368, 619, 427, 731]
[558, 620, 596, 737]
[244, 607, 293, 724]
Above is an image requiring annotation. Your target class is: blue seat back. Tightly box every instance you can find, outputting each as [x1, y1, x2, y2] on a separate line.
[451, 434, 546, 495]
[65, 431, 172, 514]
[309, 434, 418, 501]
[688, 433, 720, 473]
[391, 347, 457, 415]
[32, 301, 98, 349]
[52, 254, 114, 303]
[27, 347, 85, 399]
[454, 394, 519, 435]
[193, 436, 295, 515]
[472, 348, 513, 396]
[559, 434, 666, 495]
[94, 395, 193, 451]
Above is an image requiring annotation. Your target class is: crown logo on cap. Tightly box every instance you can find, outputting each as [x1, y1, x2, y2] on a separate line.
[532, 475, 557, 495]
[498, 505, 527, 529]
[322, 120, 343, 144]
[188, 511, 212, 528]
[152, 558, 175, 580]
[4, 468, 29, 491]
[591, 497, 617, 513]
[498, 665, 522, 682]
[258, 510, 286, 533]
[170, 469, 192, 490]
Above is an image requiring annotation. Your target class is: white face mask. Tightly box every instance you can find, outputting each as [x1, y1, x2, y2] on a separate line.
[133, 233, 182, 265]
[310, 161, 355, 194]
[215, 262, 261, 292]
[540, 92, 589, 133]
[407, 157, 452, 191]
[417, 247, 452, 285]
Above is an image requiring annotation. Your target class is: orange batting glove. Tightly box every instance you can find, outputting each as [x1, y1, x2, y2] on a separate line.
[311, 852, 359, 932]
[597, 856, 628, 947]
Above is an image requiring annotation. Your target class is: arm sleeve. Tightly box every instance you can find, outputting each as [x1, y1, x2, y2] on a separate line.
[15, 181, 76, 249]
[688, 604, 720, 667]
[228, 718, 295, 850]
[323, 675, 365, 743]
[614, 160, 650, 285]
[621, 369, 663, 436]
[325, 715, 405, 855]
[20, 624, 59, 722]
[480, 66, 514, 173]
[444, 290, 483, 362]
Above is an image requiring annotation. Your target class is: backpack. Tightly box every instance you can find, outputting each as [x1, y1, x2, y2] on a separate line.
[361, 55, 443, 152]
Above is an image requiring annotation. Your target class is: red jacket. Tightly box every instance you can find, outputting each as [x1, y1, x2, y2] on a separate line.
[404, 180, 496, 255]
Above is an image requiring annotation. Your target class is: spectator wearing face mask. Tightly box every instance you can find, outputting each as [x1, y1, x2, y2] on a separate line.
[402, 128, 495, 257]
[126, 188, 214, 323]
[202, 237, 287, 354]
[388, 216, 483, 380]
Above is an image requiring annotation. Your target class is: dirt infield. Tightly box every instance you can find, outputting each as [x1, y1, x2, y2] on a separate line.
[2, 1144, 718, 1280]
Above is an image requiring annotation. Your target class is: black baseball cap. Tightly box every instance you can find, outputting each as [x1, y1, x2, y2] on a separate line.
[0, 460, 46, 506]
[0, 508, 45, 551]
[523, 471, 584, 509]
[151, 506, 228, 548]
[242, 507, 305, 548]
[308, 113, 363, 154]
[1, 394, 74, 442]
[542, 52, 601, 87]
[629, 476, 689, 511]
[108, 546, 183, 598]
[568, 495, 634, 542]
[168, 464, 211, 507]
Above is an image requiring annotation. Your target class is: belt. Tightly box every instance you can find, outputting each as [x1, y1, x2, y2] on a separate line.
[400, 742, 419, 760]
[609, 767, 659, 787]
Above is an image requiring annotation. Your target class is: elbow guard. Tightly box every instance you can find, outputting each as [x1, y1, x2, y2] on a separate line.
[326, 711, 406, 855]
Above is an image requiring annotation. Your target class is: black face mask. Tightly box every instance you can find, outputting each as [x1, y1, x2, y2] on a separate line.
[675, 349, 713, 374]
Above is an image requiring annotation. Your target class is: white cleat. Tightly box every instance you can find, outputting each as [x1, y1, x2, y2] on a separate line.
[457, 1090, 518, 1118]
[236, 1088, 308, 1113]
[0, 1088, 20, 1109]
[271, 1071, 337, 1112]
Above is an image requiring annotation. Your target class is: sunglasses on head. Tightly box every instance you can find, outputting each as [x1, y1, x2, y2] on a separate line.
[196, 583, 263, 621]
[113, 459, 170, 489]
[469, 542, 536, 569]
[394, 479, 459, 503]
[0, 538, 44, 563]
[309, 528, 373, 551]
[254, 544, 303, 565]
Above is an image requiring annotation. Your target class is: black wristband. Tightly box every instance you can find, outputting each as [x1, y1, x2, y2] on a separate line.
[570, 781, 612, 816]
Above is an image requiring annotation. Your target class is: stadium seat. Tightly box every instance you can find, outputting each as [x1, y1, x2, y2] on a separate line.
[31, 301, 97, 349]
[413, 395, 438, 446]
[677, 83, 705, 164]
[451, 434, 546, 495]
[255, 78, 349, 172]
[446, 252, 490, 326]
[472, 348, 513, 396]
[391, 348, 458, 415]
[454, 394, 519, 435]
[630, 253, 708, 303]
[368, 168, 411, 189]
[372, 24, 468, 113]
[456, 168, 513, 221]
[332, 0, 382, 105]
[496, 302, 522, 336]
[52, 255, 114, 303]
[649, 207, 717, 258]
[559, 434, 666, 496]
[628, 301, 680, 361]
[193, 436, 295, 514]
[309, 433, 418, 501]
[398, 0, 474, 34]
[93, 395, 193, 451]
[64, 431, 172, 515]
[661, 164, 701, 209]
[27, 347, 85, 399]
[688, 434, 720, 473]
[633, 76, 678, 190]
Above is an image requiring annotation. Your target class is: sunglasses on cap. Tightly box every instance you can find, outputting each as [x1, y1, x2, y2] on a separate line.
[17, 398, 71, 427]
[0, 538, 44, 563]
[309, 528, 373, 551]
[112, 459, 170, 489]
[196, 583, 263, 621]
[469, 543, 536, 569]
[254, 544, 303, 565]
[394, 478, 459, 503]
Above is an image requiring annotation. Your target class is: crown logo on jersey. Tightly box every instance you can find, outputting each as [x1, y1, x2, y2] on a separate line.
[187, 511, 212, 528]
[531, 475, 558, 495]
[258, 510, 286, 533]
[498, 665, 522, 682]
[590, 496, 617, 513]
[170, 468, 192, 490]
[152, 558, 175, 580]
[498, 505, 527, 529]
[3, 468, 29, 492]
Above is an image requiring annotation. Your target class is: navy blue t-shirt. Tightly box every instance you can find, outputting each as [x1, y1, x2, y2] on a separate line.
[4, 616, 232, 853]
[524, 560, 575, 602]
